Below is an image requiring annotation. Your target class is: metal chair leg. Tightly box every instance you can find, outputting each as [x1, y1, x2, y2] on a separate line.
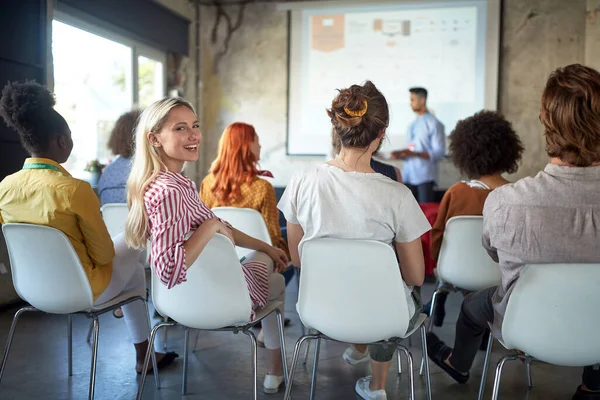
[284, 335, 317, 400]
[86, 320, 93, 344]
[491, 355, 518, 400]
[242, 330, 258, 400]
[309, 337, 321, 400]
[143, 300, 160, 389]
[0, 306, 36, 384]
[478, 333, 494, 400]
[275, 308, 289, 384]
[67, 315, 73, 377]
[303, 329, 312, 365]
[182, 327, 189, 396]
[398, 346, 415, 400]
[420, 325, 432, 400]
[525, 359, 533, 390]
[137, 322, 175, 400]
[88, 316, 100, 400]
[427, 288, 441, 333]
[163, 316, 169, 351]
[397, 349, 402, 375]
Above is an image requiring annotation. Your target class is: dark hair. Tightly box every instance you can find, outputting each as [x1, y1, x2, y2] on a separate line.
[409, 87, 428, 99]
[540, 64, 600, 167]
[327, 81, 389, 150]
[108, 110, 141, 157]
[0, 81, 68, 154]
[449, 110, 524, 178]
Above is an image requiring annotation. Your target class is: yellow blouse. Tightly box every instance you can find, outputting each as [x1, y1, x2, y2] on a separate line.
[0, 158, 113, 300]
[200, 174, 289, 257]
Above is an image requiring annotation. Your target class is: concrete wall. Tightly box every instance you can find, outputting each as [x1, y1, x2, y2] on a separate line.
[166, 0, 599, 187]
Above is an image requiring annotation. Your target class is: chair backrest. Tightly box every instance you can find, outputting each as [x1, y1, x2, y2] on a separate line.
[298, 238, 411, 343]
[2, 223, 94, 314]
[436, 216, 501, 291]
[211, 207, 272, 258]
[101, 203, 129, 238]
[502, 263, 600, 367]
[151, 233, 253, 329]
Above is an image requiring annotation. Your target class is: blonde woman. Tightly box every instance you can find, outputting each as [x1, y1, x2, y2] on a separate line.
[125, 98, 288, 394]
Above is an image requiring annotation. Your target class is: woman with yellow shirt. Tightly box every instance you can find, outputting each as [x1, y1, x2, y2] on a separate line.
[0, 81, 176, 373]
[200, 122, 289, 259]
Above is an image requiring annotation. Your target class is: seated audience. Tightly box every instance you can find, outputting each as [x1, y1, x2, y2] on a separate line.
[331, 130, 402, 182]
[200, 122, 290, 259]
[98, 110, 141, 205]
[0, 81, 176, 373]
[279, 81, 430, 400]
[426, 64, 600, 400]
[426, 111, 524, 327]
[125, 98, 289, 394]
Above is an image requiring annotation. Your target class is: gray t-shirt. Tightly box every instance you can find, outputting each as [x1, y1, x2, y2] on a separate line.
[483, 163, 600, 338]
[278, 163, 431, 315]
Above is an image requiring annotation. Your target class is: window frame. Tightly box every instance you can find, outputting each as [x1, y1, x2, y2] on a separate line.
[53, 10, 167, 108]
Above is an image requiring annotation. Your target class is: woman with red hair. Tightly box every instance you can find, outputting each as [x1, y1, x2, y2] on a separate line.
[200, 122, 289, 259]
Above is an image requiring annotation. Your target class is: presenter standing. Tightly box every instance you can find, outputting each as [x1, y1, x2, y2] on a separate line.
[391, 87, 445, 203]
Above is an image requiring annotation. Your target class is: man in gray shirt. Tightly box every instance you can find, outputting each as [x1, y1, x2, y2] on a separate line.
[426, 64, 600, 399]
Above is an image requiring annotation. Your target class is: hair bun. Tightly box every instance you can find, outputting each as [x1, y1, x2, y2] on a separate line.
[0, 80, 56, 132]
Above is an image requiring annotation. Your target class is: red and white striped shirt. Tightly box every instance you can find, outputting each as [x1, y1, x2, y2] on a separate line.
[144, 171, 269, 317]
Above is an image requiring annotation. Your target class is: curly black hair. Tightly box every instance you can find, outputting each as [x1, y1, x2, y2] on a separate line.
[449, 110, 524, 178]
[0, 80, 68, 154]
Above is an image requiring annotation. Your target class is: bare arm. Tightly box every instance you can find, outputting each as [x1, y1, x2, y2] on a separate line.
[287, 222, 304, 267]
[182, 219, 221, 267]
[232, 227, 288, 270]
[394, 238, 425, 286]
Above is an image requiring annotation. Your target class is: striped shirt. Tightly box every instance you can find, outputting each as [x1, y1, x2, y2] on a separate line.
[144, 171, 269, 317]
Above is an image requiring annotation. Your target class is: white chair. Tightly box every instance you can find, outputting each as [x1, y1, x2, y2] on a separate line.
[100, 203, 129, 238]
[136, 233, 288, 399]
[0, 223, 159, 400]
[422, 216, 501, 374]
[479, 263, 600, 400]
[211, 207, 272, 258]
[283, 238, 432, 400]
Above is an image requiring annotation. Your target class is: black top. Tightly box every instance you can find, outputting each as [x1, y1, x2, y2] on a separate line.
[371, 159, 398, 182]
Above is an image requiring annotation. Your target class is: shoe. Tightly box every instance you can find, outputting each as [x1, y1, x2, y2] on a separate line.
[355, 376, 387, 400]
[573, 385, 600, 399]
[342, 345, 370, 365]
[263, 374, 284, 394]
[426, 332, 469, 384]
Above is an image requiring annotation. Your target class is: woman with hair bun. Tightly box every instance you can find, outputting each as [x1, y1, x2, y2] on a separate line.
[0, 81, 177, 374]
[278, 80, 430, 399]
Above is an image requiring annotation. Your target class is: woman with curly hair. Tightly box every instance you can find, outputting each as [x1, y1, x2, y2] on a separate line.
[425, 110, 524, 327]
[98, 110, 141, 205]
[0, 81, 177, 373]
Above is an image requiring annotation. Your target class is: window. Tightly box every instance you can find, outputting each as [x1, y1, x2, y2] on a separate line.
[52, 17, 166, 176]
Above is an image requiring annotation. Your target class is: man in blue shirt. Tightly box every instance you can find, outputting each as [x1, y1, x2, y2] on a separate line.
[392, 87, 445, 202]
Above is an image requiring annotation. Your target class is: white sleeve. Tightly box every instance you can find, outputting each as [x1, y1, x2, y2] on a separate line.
[277, 172, 302, 224]
[394, 188, 431, 243]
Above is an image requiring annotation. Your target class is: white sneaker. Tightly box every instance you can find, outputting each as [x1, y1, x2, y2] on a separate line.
[355, 376, 387, 400]
[263, 374, 284, 394]
[342, 345, 370, 365]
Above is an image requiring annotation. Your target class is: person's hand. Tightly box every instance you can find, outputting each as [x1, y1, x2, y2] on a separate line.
[391, 149, 414, 159]
[215, 221, 235, 245]
[265, 246, 288, 272]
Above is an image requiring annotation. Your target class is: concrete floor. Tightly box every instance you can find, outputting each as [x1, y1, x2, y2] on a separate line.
[0, 275, 583, 399]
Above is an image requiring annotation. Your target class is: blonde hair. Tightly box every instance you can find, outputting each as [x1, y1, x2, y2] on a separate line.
[125, 97, 196, 249]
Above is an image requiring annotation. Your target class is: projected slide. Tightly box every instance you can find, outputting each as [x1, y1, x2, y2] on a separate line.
[287, 1, 496, 155]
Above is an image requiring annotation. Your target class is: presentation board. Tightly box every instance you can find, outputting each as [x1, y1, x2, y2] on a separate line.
[283, 0, 500, 155]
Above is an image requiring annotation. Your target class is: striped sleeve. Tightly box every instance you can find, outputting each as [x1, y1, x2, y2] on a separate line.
[151, 188, 189, 288]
